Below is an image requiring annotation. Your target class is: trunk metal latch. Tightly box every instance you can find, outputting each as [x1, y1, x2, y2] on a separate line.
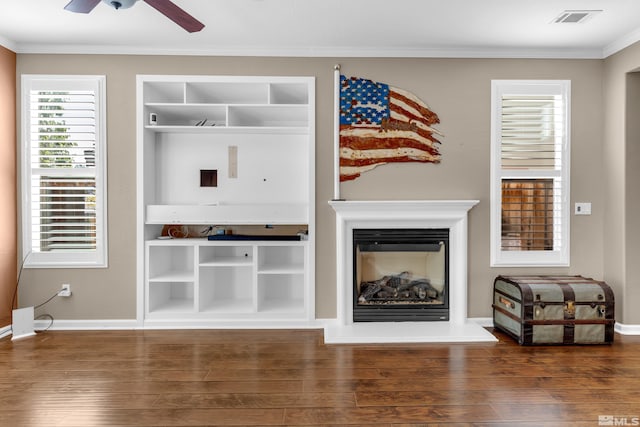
[564, 301, 576, 317]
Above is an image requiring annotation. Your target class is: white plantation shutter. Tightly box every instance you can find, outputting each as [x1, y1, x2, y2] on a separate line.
[22, 76, 107, 268]
[500, 94, 563, 171]
[501, 178, 556, 251]
[490, 81, 570, 267]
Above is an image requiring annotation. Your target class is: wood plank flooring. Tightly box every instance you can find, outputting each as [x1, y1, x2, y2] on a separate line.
[1, 328, 640, 426]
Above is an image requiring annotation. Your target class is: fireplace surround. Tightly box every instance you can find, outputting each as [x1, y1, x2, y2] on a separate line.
[326, 200, 497, 343]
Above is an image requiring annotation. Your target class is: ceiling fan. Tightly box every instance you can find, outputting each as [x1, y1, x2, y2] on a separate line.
[64, 0, 205, 33]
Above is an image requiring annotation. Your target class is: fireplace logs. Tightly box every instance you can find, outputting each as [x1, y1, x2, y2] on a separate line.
[357, 271, 442, 305]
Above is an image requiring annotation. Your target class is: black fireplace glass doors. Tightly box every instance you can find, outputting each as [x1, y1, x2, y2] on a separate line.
[353, 229, 449, 322]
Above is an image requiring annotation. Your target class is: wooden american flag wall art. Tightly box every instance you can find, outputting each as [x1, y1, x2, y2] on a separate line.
[339, 75, 443, 181]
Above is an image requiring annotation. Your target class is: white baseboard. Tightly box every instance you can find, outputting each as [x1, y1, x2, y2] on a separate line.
[34, 319, 140, 331]
[470, 318, 640, 335]
[141, 319, 325, 330]
[5, 317, 635, 340]
[469, 317, 494, 327]
[615, 322, 640, 335]
[25, 317, 490, 334]
[0, 325, 12, 339]
[32, 318, 326, 331]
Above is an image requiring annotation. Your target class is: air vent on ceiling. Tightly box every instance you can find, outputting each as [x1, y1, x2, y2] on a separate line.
[552, 10, 602, 24]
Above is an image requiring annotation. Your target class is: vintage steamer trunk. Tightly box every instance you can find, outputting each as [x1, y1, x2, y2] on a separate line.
[493, 275, 615, 345]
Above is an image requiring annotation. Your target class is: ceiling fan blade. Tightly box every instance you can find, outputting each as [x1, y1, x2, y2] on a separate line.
[143, 0, 205, 33]
[64, 0, 102, 13]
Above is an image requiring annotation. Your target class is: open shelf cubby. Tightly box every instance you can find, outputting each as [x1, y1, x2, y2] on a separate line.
[199, 265, 254, 313]
[148, 281, 195, 314]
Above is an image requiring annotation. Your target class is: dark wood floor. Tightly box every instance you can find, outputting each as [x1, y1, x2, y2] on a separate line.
[1, 328, 640, 426]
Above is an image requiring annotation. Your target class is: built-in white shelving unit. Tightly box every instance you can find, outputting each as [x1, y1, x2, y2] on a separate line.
[144, 240, 308, 319]
[136, 75, 315, 327]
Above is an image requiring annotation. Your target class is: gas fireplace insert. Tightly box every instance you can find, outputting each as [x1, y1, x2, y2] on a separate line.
[353, 228, 449, 322]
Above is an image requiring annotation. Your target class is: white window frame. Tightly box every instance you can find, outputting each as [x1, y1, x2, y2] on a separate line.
[490, 80, 570, 267]
[21, 75, 108, 268]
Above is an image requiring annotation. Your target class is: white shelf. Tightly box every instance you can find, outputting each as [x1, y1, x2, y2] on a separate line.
[146, 204, 309, 225]
[148, 272, 194, 282]
[145, 103, 226, 126]
[185, 81, 269, 104]
[228, 105, 308, 127]
[144, 125, 309, 135]
[199, 245, 253, 266]
[200, 299, 254, 313]
[270, 83, 308, 105]
[258, 245, 304, 274]
[258, 265, 304, 274]
[200, 258, 253, 267]
[258, 299, 304, 314]
[257, 273, 304, 314]
[144, 81, 185, 103]
[149, 298, 195, 314]
[147, 281, 195, 314]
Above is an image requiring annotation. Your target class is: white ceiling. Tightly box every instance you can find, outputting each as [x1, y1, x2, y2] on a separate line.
[1, 0, 640, 58]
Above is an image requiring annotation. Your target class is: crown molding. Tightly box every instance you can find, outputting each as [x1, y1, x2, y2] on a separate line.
[11, 42, 606, 59]
[0, 35, 17, 53]
[603, 27, 640, 58]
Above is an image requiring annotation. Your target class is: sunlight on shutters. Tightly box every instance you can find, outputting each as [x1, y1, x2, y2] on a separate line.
[500, 94, 564, 252]
[501, 179, 559, 251]
[29, 90, 97, 253]
[501, 95, 563, 171]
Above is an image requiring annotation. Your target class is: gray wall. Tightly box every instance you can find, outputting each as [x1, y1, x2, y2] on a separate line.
[16, 55, 606, 321]
[604, 42, 640, 324]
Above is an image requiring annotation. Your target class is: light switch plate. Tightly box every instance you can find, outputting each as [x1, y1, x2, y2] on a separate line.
[575, 202, 592, 215]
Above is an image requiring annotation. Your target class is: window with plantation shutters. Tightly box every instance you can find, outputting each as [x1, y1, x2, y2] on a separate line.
[22, 75, 107, 268]
[490, 80, 570, 267]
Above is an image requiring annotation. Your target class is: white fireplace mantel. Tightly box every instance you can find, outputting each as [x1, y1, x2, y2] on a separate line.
[326, 200, 497, 344]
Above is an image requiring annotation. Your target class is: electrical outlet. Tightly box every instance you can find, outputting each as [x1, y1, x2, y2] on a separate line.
[58, 284, 72, 297]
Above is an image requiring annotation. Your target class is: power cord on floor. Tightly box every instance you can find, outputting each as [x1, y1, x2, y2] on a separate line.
[35, 314, 54, 333]
[8, 251, 58, 336]
[33, 291, 59, 333]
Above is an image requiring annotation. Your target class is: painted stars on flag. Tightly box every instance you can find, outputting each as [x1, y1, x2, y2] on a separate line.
[339, 75, 443, 181]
